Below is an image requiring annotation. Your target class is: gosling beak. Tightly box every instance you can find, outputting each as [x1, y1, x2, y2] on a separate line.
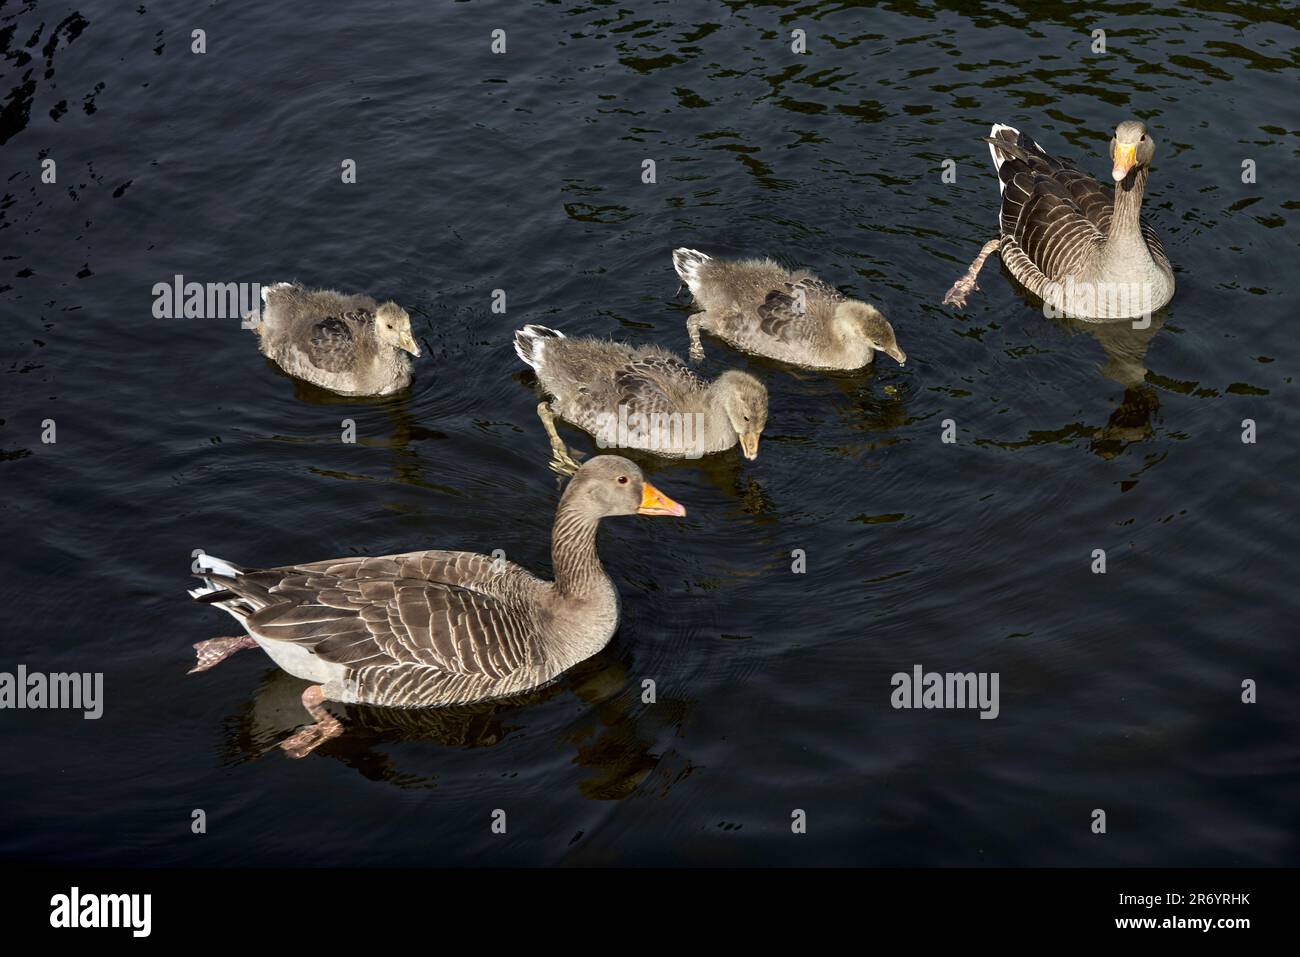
[400, 332, 421, 358]
[637, 481, 686, 517]
[1112, 143, 1137, 182]
[886, 346, 907, 366]
[739, 432, 761, 460]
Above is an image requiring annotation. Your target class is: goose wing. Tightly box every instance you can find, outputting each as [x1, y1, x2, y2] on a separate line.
[304, 310, 371, 372]
[1141, 222, 1172, 274]
[789, 275, 847, 303]
[219, 552, 542, 681]
[613, 355, 702, 416]
[757, 277, 844, 341]
[990, 129, 1106, 281]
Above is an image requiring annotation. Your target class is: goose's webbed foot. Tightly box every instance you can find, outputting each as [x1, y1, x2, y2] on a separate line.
[686, 315, 707, 363]
[943, 238, 1001, 308]
[281, 685, 344, 758]
[536, 401, 582, 476]
[189, 635, 258, 674]
[548, 450, 582, 477]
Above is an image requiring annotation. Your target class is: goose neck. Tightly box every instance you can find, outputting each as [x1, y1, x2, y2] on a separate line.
[1108, 166, 1148, 240]
[700, 382, 739, 448]
[551, 500, 606, 598]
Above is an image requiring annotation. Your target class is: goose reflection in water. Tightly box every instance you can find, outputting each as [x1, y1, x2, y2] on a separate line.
[995, 271, 1170, 462]
[219, 652, 693, 800]
[1060, 310, 1167, 461]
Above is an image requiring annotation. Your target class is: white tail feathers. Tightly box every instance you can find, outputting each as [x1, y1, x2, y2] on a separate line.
[513, 324, 564, 370]
[672, 248, 711, 293]
[988, 124, 1020, 196]
[190, 554, 255, 624]
[195, 553, 242, 580]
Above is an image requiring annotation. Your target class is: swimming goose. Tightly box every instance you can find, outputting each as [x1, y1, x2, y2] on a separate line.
[514, 324, 768, 469]
[251, 282, 421, 396]
[943, 120, 1174, 321]
[187, 455, 685, 757]
[672, 249, 906, 370]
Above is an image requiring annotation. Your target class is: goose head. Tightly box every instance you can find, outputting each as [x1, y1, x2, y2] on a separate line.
[713, 370, 768, 460]
[1110, 120, 1155, 185]
[563, 455, 686, 518]
[837, 301, 906, 365]
[375, 302, 421, 357]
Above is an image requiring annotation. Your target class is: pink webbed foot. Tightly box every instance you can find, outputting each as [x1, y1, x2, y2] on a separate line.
[280, 685, 344, 759]
[189, 635, 258, 674]
[942, 276, 979, 308]
[943, 238, 1001, 309]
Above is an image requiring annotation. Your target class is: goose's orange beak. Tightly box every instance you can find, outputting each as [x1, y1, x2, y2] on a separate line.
[638, 481, 686, 517]
[1112, 143, 1137, 182]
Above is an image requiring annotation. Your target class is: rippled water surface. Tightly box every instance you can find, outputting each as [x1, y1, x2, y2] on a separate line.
[2, 0, 1298, 866]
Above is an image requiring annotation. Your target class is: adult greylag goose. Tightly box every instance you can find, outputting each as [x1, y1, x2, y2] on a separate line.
[943, 120, 1174, 321]
[187, 455, 685, 757]
[514, 324, 768, 469]
[672, 249, 905, 370]
[250, 282, 421, 396]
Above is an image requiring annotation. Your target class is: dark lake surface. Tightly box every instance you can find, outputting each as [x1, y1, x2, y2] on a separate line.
[2, 0, 1297, 866]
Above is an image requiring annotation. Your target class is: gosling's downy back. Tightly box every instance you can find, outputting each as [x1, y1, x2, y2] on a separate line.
[252, 281, 418, 396]
[675, 249, 904, 371]
[515, 323, 769, 460]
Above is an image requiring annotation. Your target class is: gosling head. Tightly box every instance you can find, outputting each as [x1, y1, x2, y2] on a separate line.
[563, 455, 686, 519]
[838, 301, 905, 365]
[375, 302, 421, 357]
[714, 370, 768, 461]
[1111, 119, 1154, 184]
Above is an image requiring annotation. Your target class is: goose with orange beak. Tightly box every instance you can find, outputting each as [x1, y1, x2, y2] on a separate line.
[187, 456, 684, 757]
[639, 478, 688, 516]
[1111, 138, 1138, 182]
[943, 118, 1175, 321]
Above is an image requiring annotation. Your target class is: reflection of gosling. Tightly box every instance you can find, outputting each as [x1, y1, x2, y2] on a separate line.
[514, 323, 768, 463]
[252, 282, 421, 396]
[674, 248, 905, 370]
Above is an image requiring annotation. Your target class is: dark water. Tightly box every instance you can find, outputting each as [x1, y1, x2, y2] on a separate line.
[2, 0, 1297, 866]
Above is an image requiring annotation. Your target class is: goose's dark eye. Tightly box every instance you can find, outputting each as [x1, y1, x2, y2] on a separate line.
[617, 475, 629, 485]
[1140, 135, 1146, 142]
[743, 415, 750, 422]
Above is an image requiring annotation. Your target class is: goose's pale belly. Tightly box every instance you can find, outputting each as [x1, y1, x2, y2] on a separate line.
[251, 635, 349, 685]
[1039, 271, 1175, 322]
